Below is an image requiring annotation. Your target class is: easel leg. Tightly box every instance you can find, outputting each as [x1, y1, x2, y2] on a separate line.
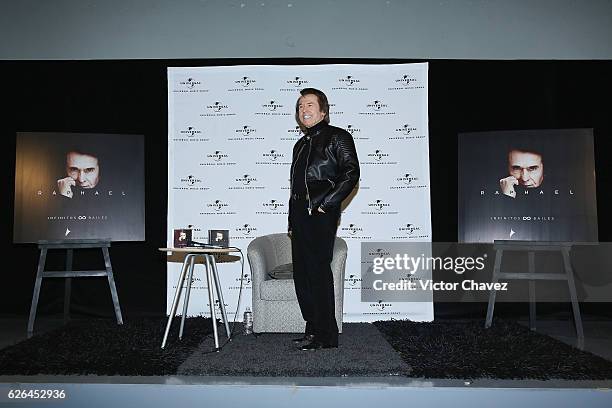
[27, 248, 47, 338]
[102, 247, 123, 325]
[485, 249, 502, 328]
[64, 249, 73, 323]
[528, 251, 536, 331]
[563, 248, 584, 349]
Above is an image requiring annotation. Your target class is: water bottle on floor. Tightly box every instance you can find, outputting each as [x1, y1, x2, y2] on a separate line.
[243, 307, 253, 335]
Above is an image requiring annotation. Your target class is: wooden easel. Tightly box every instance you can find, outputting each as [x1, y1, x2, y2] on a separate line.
[484, 240, 584, 349]
[27, 239, 123, 337]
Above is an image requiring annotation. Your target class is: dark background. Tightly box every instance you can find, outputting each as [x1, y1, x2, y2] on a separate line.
[1, 59, 611, 319]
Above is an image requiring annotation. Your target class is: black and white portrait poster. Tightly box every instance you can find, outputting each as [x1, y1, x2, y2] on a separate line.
[458, 129, 597, 243]
[13, 132, 145, 243]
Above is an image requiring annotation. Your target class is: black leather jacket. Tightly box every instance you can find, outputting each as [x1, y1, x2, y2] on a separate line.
[289, 121, 360, 220]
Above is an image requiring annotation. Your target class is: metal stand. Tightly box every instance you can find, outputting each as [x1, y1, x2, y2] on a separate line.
[27, 239, 124, 338]
[484, 240, 584, 349]
[161, 252, 232, 350]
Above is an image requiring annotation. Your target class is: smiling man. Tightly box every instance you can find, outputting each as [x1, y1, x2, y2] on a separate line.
[288, 88, 360, 351]
[499, 148, 544, 198]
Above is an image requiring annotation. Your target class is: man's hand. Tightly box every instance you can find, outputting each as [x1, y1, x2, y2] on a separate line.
[57, 177, 76, 198]
[499, 176, 518, 198]
[317, 206, 325, 213]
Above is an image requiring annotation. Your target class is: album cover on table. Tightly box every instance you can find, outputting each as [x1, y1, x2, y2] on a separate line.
[208, 229, 229, 247]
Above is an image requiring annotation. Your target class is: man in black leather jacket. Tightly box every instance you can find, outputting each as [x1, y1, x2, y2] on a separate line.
[288, 88, 360, 350]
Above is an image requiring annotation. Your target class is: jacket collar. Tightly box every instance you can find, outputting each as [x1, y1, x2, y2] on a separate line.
[304, 120, 328, 137]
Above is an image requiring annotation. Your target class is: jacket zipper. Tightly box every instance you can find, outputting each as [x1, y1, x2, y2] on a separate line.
[290, 140, 306, 196]
[305, 137, 312, 215]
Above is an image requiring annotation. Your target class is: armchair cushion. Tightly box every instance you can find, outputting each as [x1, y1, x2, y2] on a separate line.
[260, 279, 297, 301]
[268, 263, 294, 280]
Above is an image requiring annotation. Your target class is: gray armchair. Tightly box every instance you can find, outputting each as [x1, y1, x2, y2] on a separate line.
[247, 233, 347, 333]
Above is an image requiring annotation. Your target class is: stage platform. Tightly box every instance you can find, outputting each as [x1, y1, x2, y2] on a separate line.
[1, 375, 612, 408]
[2, 315, 612, 407]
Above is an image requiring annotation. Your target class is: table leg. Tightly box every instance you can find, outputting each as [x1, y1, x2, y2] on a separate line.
[161, 254, 190, 349]
[205, 256, 220, 350]
[179, 255, 196, 340]
[208, 254, 232, 339]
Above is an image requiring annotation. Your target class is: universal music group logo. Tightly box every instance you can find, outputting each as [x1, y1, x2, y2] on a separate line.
[201, 101, 236, 117]
[359, 100, 396, 116]
[180, 126, 201, 137]
[255, 150, 290, 165]
[256, 100, 290, 116]
[362, 199, 399, 215]
[255, 199, 287, 215]
[229, 76, 263, 92]
[229, 174, 264, 190]
[200, 199, 237, 216]
[345, 274, 362, 288]
[228, 125, 264, 141]
[208, 199, 229, 211]
[262, 150, 284, 161]
[338, 223, 372, 240]
[362, 149, 398, 165]
[369, 300, 393, 312]
[333, 75, 367, 91]
[208, 151, 229, 161]
[235, 224, 258, 236]
[173, 77, 209, 93]
[390, 124, 425, 140]
[367, 100, 388, 111]
[280, 76, 310, 91]
[391, 223, 429, 239]
[181, 78, 201, 89]
[389, 74, 425, 90]
[237, 77, 256, 87]
[174, 175, 210, 191]
[200, 150, 237, 166]
[262, 100, 284, 111]
[174, 126, 209, 142]
[208, 102, 229, 112]
[390, 172, 427, 189]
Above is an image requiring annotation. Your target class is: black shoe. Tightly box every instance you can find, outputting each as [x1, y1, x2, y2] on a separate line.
[292, 334, 315, 344]
[300, 339, 338, 351]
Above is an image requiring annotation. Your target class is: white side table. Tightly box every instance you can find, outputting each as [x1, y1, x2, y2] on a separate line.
[159, 247, 240, 350]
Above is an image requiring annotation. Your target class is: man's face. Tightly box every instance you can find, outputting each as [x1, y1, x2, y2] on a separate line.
[66, 152, 100, 189]
[508, 150, 544, 188]
[297, 94, 326, 128]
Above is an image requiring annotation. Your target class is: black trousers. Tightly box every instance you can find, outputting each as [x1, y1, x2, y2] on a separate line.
[290, 198, 339, 345]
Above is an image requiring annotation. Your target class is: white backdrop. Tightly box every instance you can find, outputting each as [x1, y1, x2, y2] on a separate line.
[167, 63, 432, 322]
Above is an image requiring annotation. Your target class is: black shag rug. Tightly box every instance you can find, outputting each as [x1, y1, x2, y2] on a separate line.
[0, 317, 213, 376]
[178, 323, 410, 377]
[3, 317, 612, 379]
[374, 319, 612, 380]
